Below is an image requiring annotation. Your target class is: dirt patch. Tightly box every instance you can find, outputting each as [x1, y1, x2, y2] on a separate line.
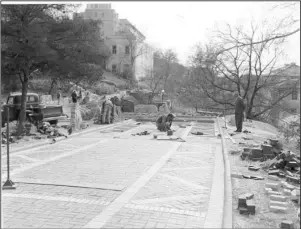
[222, 119, 300, 229]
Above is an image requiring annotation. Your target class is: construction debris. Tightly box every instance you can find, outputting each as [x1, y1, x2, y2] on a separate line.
[1, 132, 16, 144]
[132, 131, 150, 136]
[191, 131, 204, 135]
[248, 165, 260, 171]
[37, 122, 67, 139]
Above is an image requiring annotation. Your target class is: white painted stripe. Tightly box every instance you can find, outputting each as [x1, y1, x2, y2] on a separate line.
[3, 139, 108, 179]
[2, 193, 111, 206]
[5, 120, 134, 158]
[179, 143, 211, 149]
[159, 174, 209, 190]
[161, 166, 205, 171]
[131, 194, 207, 204]
[2, 122, 140, 179]
[125, 204, 202, 217]
[15, 155, 41, 163]
[84, 126, 192, 228]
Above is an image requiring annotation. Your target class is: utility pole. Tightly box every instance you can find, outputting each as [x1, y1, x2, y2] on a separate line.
[0, 54, 3, 229]
[2, 107, 15, 190]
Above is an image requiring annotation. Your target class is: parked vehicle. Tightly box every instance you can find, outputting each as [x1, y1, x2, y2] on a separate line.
[1, 92, 67, 127]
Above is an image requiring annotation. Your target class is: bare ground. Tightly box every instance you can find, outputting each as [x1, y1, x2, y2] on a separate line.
[221, 117, 300, 228]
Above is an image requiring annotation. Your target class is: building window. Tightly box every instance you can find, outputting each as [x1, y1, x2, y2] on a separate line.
[112, 45, 117, 54]
[123, 64, 130, 72]
[95, 4, 98, 8]
[112, 64, 117, 73]
[292, 89, 298, 100]
[125, 46, 130, 55]
[290, 108, 297, 113]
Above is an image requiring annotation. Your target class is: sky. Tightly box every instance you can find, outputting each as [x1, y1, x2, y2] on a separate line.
[4, 1, 301, 67]
[77, 1, 300, 66]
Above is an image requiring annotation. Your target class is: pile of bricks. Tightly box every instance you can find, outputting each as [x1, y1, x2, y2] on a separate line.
[237, 193, 256, 215]
[265, 181, 300, 214]
[241, 138, 283, 161]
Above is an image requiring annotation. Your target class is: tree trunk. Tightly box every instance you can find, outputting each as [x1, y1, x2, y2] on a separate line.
[195, 105, 198, 112]
[17, 76, 29, 136]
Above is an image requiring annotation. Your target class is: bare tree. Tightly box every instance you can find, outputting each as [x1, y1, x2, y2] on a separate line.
[216, 3, 300, 54]
[177, 73, 204, 112]
[139, 68, 165, 103]
[154, 49, 178, 91]
[189, 18, 299, 119]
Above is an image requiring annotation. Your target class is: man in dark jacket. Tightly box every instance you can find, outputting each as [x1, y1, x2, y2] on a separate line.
[71, 90, 77, 103]
[234, 92, 246, 132]
[156, 113, 176, 131]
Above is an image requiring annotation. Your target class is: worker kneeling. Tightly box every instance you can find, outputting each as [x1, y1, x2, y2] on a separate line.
[156, 113, 176, 131]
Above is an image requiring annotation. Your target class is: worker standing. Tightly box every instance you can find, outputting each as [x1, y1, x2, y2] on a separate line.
[234, 91, 246, 133]
[102, 96, 113, 124]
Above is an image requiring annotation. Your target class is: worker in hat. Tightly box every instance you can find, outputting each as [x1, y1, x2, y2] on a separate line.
[156, 113, 176, 131]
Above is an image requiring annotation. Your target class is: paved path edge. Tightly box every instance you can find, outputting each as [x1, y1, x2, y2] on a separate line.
[217, 117, 233, 229]
[7, 119, 134, 154]
[203, 119, 225, 228]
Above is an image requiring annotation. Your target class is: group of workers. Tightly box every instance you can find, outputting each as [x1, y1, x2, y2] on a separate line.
[59, 85, 246, 133]
[156, 92, 246, 133]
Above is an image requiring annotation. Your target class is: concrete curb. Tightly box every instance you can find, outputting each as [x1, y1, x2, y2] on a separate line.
[217, 117, 233, 228]
[203, 119, 225, 228]
[7, 119, 134, 154]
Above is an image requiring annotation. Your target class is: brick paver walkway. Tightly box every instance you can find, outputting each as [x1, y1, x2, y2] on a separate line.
[2, 120, 223, 228]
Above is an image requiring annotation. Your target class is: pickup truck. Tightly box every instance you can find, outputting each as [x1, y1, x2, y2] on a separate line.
[1, 92, 67, 127]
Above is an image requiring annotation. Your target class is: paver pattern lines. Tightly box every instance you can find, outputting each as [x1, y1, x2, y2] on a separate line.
[2, 120, 224, 228]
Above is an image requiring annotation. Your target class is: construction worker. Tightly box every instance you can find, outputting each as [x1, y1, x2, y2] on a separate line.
[71, 90, 77, 103]
[156, 113, 176, 131]
[57, 90, 61, 104]
[234, 91, 246, 132]
[102, 96, 113, 124]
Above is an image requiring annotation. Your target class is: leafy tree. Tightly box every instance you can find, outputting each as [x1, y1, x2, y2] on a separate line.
[1, 4, 108, 135]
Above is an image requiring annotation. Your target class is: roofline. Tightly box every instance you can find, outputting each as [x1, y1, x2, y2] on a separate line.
[120, 19, 146, 40]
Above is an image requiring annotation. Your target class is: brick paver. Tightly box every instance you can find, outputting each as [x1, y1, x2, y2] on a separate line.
[2, 120, 224, 228]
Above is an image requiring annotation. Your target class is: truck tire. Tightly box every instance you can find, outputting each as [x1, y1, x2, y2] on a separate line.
[49, 120, 58, 126]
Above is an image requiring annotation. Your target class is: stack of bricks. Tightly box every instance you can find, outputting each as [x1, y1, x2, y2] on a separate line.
[280, 221, 294, 229]
[261, 143, 275, 159]
[241, 148, 263, 161]
[266, 181, 300, 214]
[238, 193, 255, 215]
